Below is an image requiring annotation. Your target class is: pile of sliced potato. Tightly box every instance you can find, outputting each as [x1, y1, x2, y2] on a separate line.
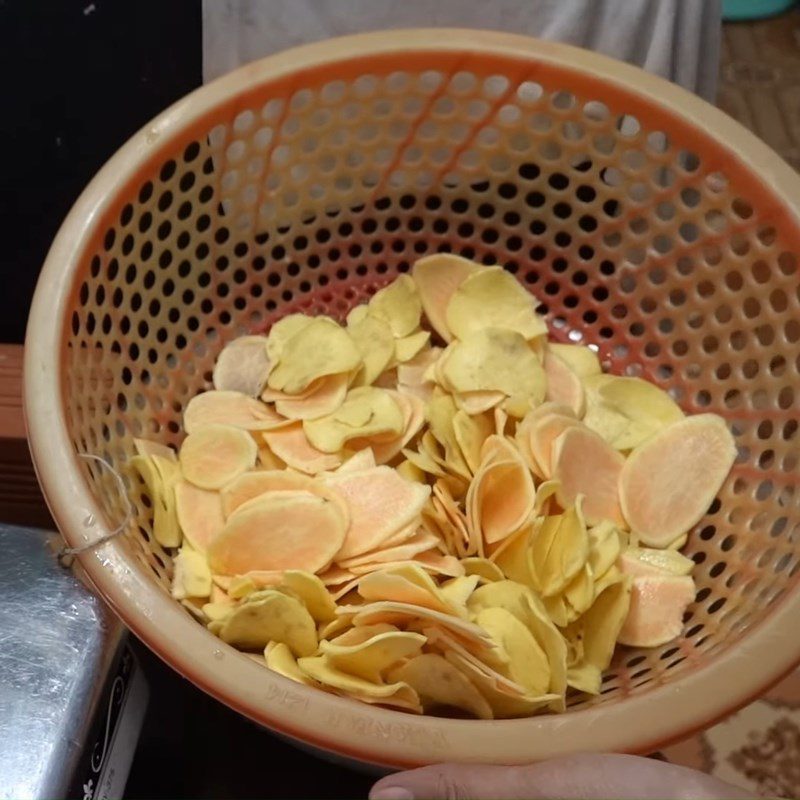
[130, 254, 736, 719]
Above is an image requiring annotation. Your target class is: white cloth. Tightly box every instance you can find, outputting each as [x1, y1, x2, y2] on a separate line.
[202, 0, 721, 101]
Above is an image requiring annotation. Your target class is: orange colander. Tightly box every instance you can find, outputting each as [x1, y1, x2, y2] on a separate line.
[24, 30, 800, 769]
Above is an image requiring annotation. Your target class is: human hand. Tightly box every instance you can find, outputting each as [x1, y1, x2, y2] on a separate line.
[370, 753, 757, 799]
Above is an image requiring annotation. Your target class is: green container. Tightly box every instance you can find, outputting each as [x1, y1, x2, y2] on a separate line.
[722, 0, 797, 20]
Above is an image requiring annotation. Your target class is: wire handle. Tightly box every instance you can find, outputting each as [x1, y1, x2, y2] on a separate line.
[59, 453, 134, 560]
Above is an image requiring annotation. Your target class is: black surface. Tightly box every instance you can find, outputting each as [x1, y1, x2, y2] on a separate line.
[0, 0, 202, 344]
[126, 638, 375, 800]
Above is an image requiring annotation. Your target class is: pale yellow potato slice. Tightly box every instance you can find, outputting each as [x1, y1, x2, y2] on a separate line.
[297, 655, 421, 712]
[620, 547, 695, 577]
[265, 641, 317, 685]
[184, 390, 287, 434]
[179, 424, 257, 490]
[213, 335, 271, 397]
[174, 479, 225, 552]
[130, 453, 182, 548]
[446, 266, 547, 342]
[279, 570, 338, 622]
[388, 653, 493, 720]
[619, 414, 736, 547]
[529, 504, 589, 598]
[347, 313, 395, 386]
[475, 607, 551, 696]
[548, 342, 601, 378]
[452, 409, 494, 475]
[368, 274, 423, 338]
[207, 490, 346, 575]
[171, 546, 212, 600]
[412, 253, 478, 343]
[356, 390, 425, 466]
[267, 316, 362, 394]
[461, 557, 504, 584]
[395, 330, 431, 364]
[396, 459, 426, 483]
[320, 629, 426, 683]
[265, 314, 315, 364]
[453, 390, 506, 416]
[340, 600, 493, 653]
[551, 425, 626, 527]
[303, 386, 404, 454]
[218, 590, 317, 655]
[441, 328, 546, 404]
[427, 395, 472, 481]
[133, 438, 177, 461]
[357, 564, 454, 615]
[580, 578, 632, 671]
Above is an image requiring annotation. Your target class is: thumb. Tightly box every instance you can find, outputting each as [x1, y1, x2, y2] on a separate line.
[369, 753, 756, 800]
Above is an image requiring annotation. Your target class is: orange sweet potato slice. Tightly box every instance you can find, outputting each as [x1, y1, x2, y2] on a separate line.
[551, 425, 626, 527]
[184, 390, 287, 433]
[174, 480, 225, 552]
[207, 491, 346, 575]
[619, 414, 736, 547]
[338, 530, 439, 570]
[325, 466, 431, 560]
[274, 373, 349, 421]
[467, 456, 535, 546]
[262, 423, 343, 474]
[617, 574, 695, 647]
[179, 424, 258, 490]
[220, 470, 349, 528]
[411, 254, 478, 343]
[528, 412, 582, 479]
[543, 351, 585, 417]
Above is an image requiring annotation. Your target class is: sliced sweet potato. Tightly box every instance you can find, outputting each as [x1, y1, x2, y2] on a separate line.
[617, 574, 695, 647]
[275, 372, 349, 421]
[325, 466, 431, 560]
[262, 423, 343, 474]
[619, 414, 736, 547]
[551, 425, 626, 527]
[184, 390, 287, 433]
[528, 412, 581, 479]
[174, 479, 225, 552]
[221, 470, 349, 529]
[207, 491, 347, 575]
[179, 424, 257, 490]
[543, 351, 585, 417]
[467, 456, 535, 546]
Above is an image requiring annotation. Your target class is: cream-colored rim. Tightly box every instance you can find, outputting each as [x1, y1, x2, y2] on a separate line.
[25, 29, 800, 767]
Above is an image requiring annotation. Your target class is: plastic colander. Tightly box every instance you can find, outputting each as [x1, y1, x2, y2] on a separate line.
[24, 30, 800, 769]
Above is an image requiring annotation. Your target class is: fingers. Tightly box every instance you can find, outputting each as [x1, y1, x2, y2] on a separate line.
[370, 753, 756, 800]
[370, 762, 537, 800]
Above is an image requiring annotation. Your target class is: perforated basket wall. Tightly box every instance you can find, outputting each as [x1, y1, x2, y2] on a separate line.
[26, 31, 800, 762]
